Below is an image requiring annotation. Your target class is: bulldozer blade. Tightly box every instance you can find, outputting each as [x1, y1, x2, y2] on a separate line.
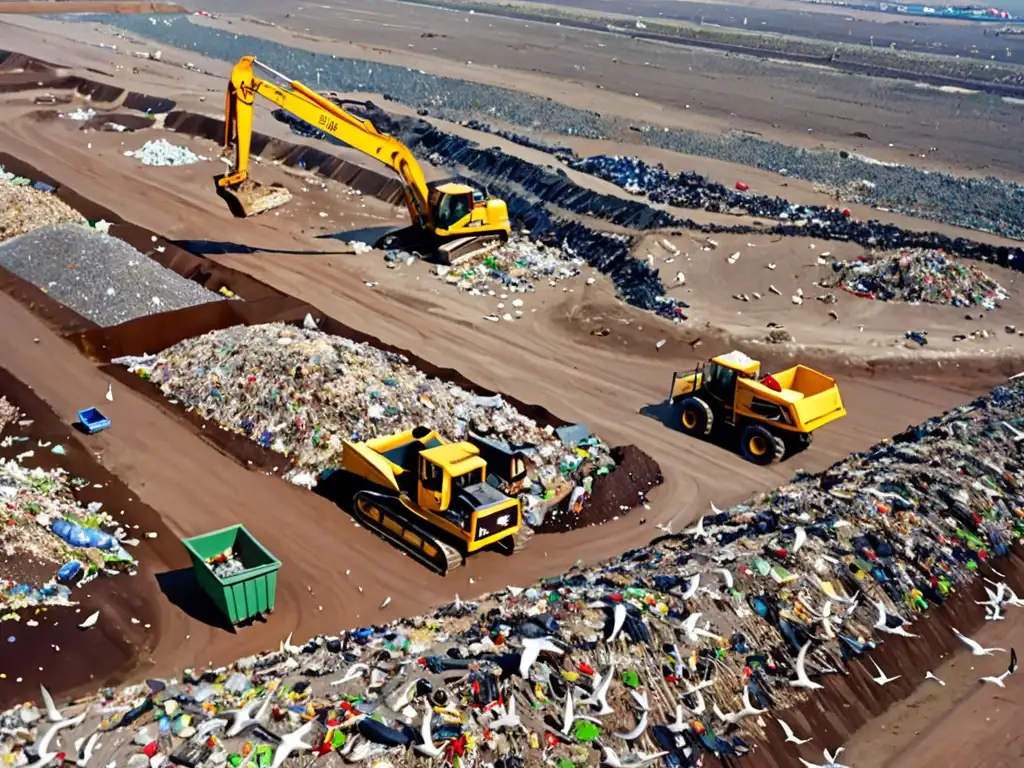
[214, 175, 293, 218]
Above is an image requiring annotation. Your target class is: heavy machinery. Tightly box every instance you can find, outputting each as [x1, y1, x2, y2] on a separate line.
[667, 350, 846, 465]
[320, 426, 527, 575]
[215, 56, 511, 262]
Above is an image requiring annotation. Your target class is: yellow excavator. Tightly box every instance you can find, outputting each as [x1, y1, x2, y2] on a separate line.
[668, 350, 846, 465]
[215, 56, 512, 262]
[317, 426, 528, 575]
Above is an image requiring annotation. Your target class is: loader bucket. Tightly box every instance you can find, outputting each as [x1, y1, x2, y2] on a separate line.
[214, 175, 293, 218]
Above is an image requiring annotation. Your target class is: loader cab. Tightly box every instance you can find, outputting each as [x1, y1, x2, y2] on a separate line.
[702, 352, 761, 410]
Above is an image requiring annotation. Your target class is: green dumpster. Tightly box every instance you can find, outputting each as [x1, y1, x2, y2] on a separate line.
[182, 524, 281, 625]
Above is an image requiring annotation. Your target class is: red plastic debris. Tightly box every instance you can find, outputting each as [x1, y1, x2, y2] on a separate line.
[760, 373, 781, 392]
[578, 661, 595, 676]
[142, 742, 159, 759]
[735, 181, 749, 191]
[842, 208, 852, 217]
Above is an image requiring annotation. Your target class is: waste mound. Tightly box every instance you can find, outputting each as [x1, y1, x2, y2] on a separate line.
[115, 323, 622, 528]
[0, 435, 137, 616]
[3, 376, 1023, 765]
[0, 171, 85, 243]
[826, 248, 1010, 308]
[124, 139, 205, 166]
[0, 223, 224, 327]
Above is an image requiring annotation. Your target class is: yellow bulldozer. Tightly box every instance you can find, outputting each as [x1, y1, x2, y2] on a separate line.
[668, 350, 846, 464]
[215, 55, 511, 262]
[319, 426, 528, 575]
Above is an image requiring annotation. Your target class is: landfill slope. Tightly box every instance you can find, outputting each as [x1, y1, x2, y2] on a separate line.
[1, 371, 1022, 765]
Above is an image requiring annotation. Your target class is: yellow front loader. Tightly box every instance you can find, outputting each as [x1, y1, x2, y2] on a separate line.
[322, 426, 527, 575]
[668, 350, 846, 464]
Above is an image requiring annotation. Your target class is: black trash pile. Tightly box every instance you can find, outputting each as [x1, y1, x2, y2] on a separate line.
[7, 377, 1024, 767]
[461, 119, 576, 157]
[826, 249, 1010, 309]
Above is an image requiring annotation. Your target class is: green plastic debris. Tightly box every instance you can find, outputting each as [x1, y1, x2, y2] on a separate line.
[622, 670, 640, 688]
[574, 720, 601, 742]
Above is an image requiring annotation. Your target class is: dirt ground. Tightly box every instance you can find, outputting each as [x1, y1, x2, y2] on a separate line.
[0, 9, 1022, 763]
[186, 0, 1024, 179]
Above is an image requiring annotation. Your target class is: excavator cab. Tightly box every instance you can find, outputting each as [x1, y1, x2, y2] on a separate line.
[431, 184, 475, 233]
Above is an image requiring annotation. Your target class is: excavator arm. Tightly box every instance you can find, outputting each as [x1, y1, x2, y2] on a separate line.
[217, 55, 431, 225]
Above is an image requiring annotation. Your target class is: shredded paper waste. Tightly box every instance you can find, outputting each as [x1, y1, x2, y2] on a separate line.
[827, 249, 1010, 309]
[115, 324, 616, 524]
[3, 378, 1024, 766]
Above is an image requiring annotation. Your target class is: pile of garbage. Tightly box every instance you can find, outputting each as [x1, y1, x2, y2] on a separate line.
[4, 377, 1024, 765]
[826, 249, 1010, 308]
[114, 323, 618, 518]
[124, 139, 205, 167]
[0, 452, 137, 616]
[0, 397, 16, 437]
[0, 171, 86, 244]
[433, 235, 584, 294]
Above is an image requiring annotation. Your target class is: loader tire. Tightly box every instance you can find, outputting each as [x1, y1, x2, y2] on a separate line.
[678, 396, 713, 437]
[740, 423, 785, 465]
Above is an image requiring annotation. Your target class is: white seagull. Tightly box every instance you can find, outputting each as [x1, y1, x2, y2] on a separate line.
[279, 632, 302, 656]
[414, 702, 444, 758]
[613, 711, 649, 741]
[678, 574, 700, 600]
[873, 600, 918, 638]
[713, 686, 765, 726]
[608, 603, 628, 643]
[714, 568, 734, 591]
[40, 686, 80, 725]
[681, 612, 723, 643]
[330, 663, 369, 686]
[488, 695, 522, 732]
[980, 648, 1018, 688]
[223, 694, 273, 737]
[599, 743, 669, 768]
[519, 636, 564, 679]
[580, 664, 615, 715]
[924, 671, 946, 686]
[776, 717, 811, 745]
[269, 720, 315, 768]
[790, 640, 824, 690]
[792, 526, 807, 554]
[73, 732, 101, 768]
[952, 627, 1006, 656]
[667, 705, 690, 734]
[868, 658, 901, 686]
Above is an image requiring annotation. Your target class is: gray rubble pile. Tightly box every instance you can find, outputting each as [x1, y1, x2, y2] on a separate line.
[0, 223, 224, 326]
[4, 377, 1024, 766]
[83, 14, 1024, 239]
[115, 323, 615, 509]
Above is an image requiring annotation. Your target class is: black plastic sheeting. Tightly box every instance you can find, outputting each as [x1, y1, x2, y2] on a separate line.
[269, 104, 1023, 317]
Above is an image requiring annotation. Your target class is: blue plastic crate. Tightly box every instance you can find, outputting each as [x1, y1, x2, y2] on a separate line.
[77, 407, 110, 434]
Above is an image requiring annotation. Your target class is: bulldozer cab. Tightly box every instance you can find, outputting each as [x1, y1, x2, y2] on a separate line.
[417, 449, 486, 529]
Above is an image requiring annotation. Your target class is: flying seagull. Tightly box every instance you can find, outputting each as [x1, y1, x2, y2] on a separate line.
[790, 640, 824, 690]
[598, 742, 669, 768]
[414, 702, 443, 758]
[269, 720, 315, 768]
[792, 526, 807, 554]
[924, 671, 946, 686]
[776, 717, 811, 745]
[223, 694, 273, 737]
[613, 711, 649, 741]
[713, 686, 766, 725]
[873, 600, 918, 638]
[868, 658, 901, 686]
[678, 574, 700, 600]
[980, 648, 1018, 688]
[488, 695, 522, 732]
[519, 636, 564, 679]
[952, 627, 1006, 656]
[72, 732, 101, 768]
[580, 665, 615, 715]
[608, 602, 628, 643]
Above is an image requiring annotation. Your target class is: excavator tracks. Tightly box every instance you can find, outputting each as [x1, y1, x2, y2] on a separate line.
[352, 490, 463, 576]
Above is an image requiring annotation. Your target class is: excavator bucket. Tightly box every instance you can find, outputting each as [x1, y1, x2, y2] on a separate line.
[214, 175, 293, 218]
